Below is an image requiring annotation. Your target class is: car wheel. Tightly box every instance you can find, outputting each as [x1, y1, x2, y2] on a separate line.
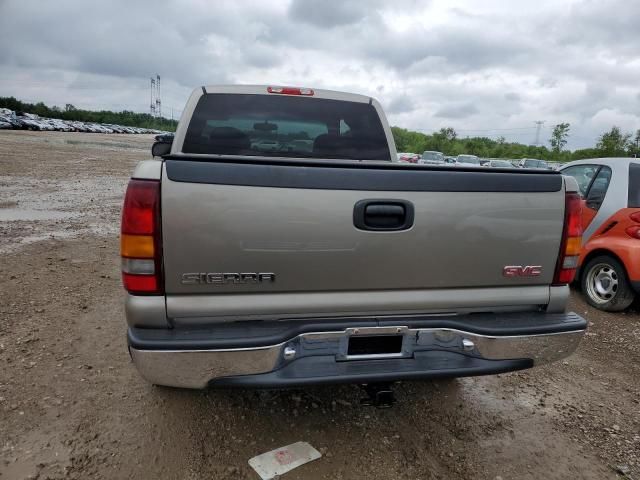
[581, 255, 635, 312]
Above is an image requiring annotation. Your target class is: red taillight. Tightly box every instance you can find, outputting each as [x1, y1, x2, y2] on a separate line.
[625, 225, 640, 239]
[121, 180, 158, 234]
[121, 273, 159, 292]
[629, 211, 640, 223]
[267, 86, 314, 96]
[553, 192, 583, 285]
[121, 179, 163, 295]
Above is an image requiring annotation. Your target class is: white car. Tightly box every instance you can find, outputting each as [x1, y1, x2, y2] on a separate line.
[487, 160, 516, 168]
[253, 139, 280, 151]
[455, 154, 482, 166]
[519, 158, 550, 170]
[419, 151, 445, 165]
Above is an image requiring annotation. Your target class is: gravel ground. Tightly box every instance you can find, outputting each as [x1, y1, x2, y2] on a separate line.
[0, 130, 639, 480]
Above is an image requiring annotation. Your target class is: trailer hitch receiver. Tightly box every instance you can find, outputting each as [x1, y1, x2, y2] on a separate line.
[360, 383, 396, 408]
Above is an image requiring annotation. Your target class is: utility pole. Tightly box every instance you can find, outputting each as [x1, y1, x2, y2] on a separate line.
[155, 74, 161, 119]
[150, 77, 156, 117]
[534, 120, 545, 146]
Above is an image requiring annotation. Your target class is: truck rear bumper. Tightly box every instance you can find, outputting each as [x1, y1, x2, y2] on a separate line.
[128, 312, 586, 389]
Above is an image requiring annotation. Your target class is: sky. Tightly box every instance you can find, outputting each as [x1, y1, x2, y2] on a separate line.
[1, 0, 639, 149]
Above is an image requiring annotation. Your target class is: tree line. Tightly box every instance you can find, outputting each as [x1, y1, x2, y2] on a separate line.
[393, 123, 640, 162]
[2, 95, 638, 159]
[0, 96, 178, 131]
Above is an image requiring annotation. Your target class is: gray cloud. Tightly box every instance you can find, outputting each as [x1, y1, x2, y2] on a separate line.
[288, 0, 374, 28]
[435, 102, 479, 119]
[387, 95, 415, 114]
[0, 0, 638, 148]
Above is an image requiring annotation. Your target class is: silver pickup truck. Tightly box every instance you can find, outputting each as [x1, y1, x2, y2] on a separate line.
[121, 85, 587, 390]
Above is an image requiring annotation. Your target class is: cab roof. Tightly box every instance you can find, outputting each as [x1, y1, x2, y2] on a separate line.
[560, 157, 640, 170]
[200, 85, 372, 104]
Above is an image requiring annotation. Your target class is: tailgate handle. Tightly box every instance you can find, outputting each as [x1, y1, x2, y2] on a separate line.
[353, 199, 415, 231]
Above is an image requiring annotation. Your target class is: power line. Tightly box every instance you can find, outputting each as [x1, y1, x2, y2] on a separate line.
[458, 126, 540, 132]
[413, 125, 543, 133]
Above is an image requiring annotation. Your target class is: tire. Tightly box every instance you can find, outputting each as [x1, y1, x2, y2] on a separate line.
[581, 255, 635, 312]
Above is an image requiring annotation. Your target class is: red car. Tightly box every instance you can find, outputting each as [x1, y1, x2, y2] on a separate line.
[560, 158, 640, 311]
[396, 152, 420, 163]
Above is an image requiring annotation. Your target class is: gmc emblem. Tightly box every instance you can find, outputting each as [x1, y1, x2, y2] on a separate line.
[503, 265, 542, 278]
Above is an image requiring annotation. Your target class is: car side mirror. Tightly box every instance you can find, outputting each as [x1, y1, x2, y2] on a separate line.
[152, 133, 174, 157]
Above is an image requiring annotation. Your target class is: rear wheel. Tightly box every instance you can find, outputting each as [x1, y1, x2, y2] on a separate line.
[581, 255, 635, 312]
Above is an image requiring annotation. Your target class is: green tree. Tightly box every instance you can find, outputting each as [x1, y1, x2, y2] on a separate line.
[391, 124, 555, 160]
[596, 126, 631, 157]
[571, 148, 600, 160]
[432, 127, 457, 152]
[632, 129, 640, 157]
[549, 123, 570, 156]
[438, 127, 457, 141]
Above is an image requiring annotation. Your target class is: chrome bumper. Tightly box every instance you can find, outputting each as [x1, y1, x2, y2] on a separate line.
[130, 326, 585, 389]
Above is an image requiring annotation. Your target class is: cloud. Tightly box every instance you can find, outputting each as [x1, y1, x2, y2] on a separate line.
[435, 102, 479, 119]
[288, 0, 374, 28]
[387, 95, 415, 114]
[0, 0, 638, 148]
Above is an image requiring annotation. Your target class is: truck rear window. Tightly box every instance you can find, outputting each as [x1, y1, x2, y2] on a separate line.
[629, 162, 640, 208]
[182, 93, 391, 161]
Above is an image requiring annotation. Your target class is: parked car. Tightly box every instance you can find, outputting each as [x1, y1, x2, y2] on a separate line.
[0, 113, 20, 128]
[253, 139, 280, 151]
[455, 154, 482, 166]
[487, 159, 516, 168]
[121, 84, 587, 391]
[547, 161, 562, 171]
[0, 108, 170, 135]
[18, 116, 47, 130]
[419, 151, 444, 165]
[519, 158, 550, 170]
[286, 139, 313, 153]
[397, 152, 420, 163]
[560, 158, 640, 311]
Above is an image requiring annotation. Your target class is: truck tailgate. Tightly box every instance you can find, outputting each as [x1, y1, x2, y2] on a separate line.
[161, 160, 565, 319]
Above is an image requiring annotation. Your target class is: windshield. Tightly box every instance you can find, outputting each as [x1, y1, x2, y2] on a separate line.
[183, 93, 391, 160]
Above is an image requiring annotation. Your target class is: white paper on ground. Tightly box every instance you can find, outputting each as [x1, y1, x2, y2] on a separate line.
[248, 441, 322, 480]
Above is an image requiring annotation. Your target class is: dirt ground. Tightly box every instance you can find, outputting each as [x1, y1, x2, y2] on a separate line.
[1, 130, 639, 480]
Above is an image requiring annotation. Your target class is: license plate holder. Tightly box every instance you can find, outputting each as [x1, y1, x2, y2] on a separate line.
[347, 335, 403, 356]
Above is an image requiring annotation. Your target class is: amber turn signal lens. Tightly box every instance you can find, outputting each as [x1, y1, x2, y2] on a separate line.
[121, 234, 154, 258]
[565, 236, 582, 256]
